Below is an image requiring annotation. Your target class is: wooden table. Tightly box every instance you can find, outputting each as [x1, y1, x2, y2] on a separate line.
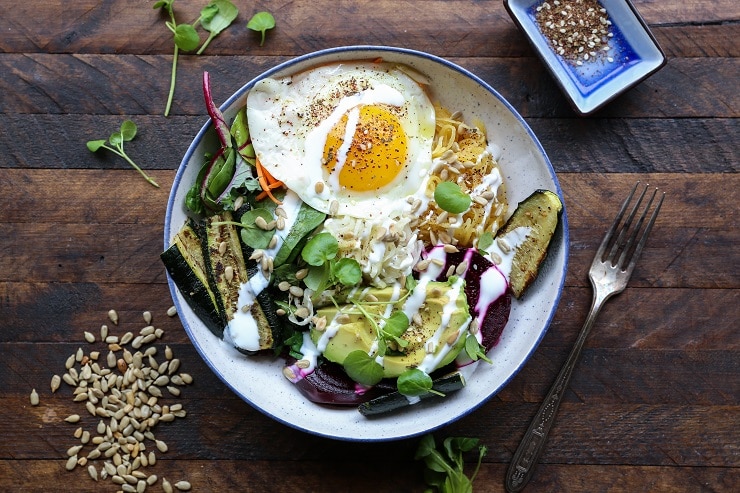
[1, 1, 737, 491]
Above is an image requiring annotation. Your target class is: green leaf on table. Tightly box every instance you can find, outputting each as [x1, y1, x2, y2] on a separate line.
[86, 140, 107, 152]
[120, 120, 137, 141]
[247, 11, 275, 46]
[198, 0, 239, 54]
[174, 23, 200, 51]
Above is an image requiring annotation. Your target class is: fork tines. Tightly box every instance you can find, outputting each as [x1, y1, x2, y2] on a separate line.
[599, 182, 665, 272]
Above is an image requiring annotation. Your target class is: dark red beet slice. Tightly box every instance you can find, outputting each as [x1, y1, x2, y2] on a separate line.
[429, 248, 512, 351]
[290, 360, 395, 406]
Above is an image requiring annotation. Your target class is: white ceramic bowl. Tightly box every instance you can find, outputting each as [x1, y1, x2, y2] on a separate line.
[164, 46, 569, 441]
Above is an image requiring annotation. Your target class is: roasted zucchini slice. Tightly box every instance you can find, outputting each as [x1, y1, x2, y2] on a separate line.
[358, 371, 466, 417]
[497, 189, 563, 298]
[161, 220, 225, 337]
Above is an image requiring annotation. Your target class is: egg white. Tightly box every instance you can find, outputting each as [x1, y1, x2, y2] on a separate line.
[246, 62, 436, 220]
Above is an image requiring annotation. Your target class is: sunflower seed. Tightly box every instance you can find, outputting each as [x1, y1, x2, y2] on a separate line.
[88, 464, 99, 481]
[108, 309, 119, 325]
[84, 331, 96, 343]
[174, 480, 192, 491]
[50, 374, 61, 393]
[167, 305, 177, 317]
[30, 388, 39, 406]
[65, 455, 78, 471]
[64, 414, 81, 423]
[162, 478, 173, 493]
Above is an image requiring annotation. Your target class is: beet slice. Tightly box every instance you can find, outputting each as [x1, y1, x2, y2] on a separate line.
[429, 248, 512, 351]
[289, 360, 395, 406]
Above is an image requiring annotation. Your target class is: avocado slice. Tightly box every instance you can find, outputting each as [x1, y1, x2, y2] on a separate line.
[310, 281, 471, 379]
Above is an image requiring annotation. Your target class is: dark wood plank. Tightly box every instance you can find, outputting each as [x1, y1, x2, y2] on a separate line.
[1, 1, 737, 57]
[1, 55, 738, 118]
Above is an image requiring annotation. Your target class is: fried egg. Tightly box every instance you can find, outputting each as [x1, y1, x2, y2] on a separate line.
[246, 62, 436, 220]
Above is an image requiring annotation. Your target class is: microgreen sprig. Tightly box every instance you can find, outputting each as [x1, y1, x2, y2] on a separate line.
[247, 11, 276, 46]
[153, 0, 239, 116]
[301, 232, 361, 294]
[86, 120, 159, 188]
[416, 434, 487, 493]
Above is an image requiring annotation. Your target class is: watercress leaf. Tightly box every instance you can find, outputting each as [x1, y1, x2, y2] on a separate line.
[434, 181, 471, 214]
[301, 232, 338, 266]
[415, 434, 436, 459]
[86, 140, 107, 152]
[464, 335, 492, 364]
[109, 132, 122, 147]
[405, 274, 418, 293]
[120, 120, 137, 141]
[332, 257, 362, 286]
[152, 0, 174, 12]
[302, 265, 326, 292]
[343, 350, 383, 386]
[247, 11, 275, 46]
[477, 230, 494, 253]
[200, 3, 219, 23]
[397, 368, 433, 397]
[174, 23, 200, 51]
[239, 208, 275, 249]
[384, 311, 409, 338]
[202, 0, 238, 36]
[451, 437, 480, 454]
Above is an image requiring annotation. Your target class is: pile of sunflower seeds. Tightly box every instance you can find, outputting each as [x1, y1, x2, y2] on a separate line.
[44, 307, 194, 492]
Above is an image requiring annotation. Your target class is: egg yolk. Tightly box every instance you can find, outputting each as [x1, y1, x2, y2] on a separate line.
[323, 105, 408, 192]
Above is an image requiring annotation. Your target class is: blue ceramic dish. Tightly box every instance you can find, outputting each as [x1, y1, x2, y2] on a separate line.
[504, 0, 666, 114]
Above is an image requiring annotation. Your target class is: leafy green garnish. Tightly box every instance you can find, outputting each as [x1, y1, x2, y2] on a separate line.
[343, 350, 384, 387]
[154, 0, 239, 116]
[397, 368, 437, 397]
[86, 120, 159, 188]
[300, 232, 361, 293]
[238, 208, 276, 249]
[198, 0, 239, 54]
[464, 335, 492, 364]
[434, 181, 471, 214]
[477, 231, 494, 253]
[247, 11, 276, 46]
[415, 434, 487, 493]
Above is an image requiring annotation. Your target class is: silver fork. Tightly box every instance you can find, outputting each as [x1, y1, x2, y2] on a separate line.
[505, 182, 665, 493]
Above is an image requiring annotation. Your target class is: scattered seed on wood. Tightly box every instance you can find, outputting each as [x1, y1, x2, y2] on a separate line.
[174, 480, 192, 491]
[84, 331, 96, 343]
[30, 388, 40, 406]
[64, 414, 81, 423]
[143, 311, 152, 324]
[88, 464, 98, 481]
[162, 478, 173, 493]
[167, 305, 177, 317]
[65, 456, 78, 471]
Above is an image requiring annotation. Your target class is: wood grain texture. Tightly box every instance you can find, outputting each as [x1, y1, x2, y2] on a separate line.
[1, 0, 738, 491]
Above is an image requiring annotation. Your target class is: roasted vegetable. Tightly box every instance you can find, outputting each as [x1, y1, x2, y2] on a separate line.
[161, 220, 225, 337]
[358, 371, 466, 416]
[497, 190, 563, 298]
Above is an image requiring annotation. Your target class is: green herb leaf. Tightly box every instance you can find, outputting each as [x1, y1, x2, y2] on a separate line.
[434, 181, 471, 214]
[109, 132, 123, 147]
[239, 208, 276, 249]
[477, 231, 493, 253]
[119, 120, 137, 141]
[343, 350, 384, 387]
[200, 3, 219, 24]
[198, 0, 239, 54]
[416, 434, 487, 493]
[152, 0, 174, 13]
[301, 232, 338, 266]
[464, 335, 492, 364]
[383, 311, 409, 338]
[174, 23, 200, 51]
[397, 368, 433, 397]
[247, 11, 275, 46]
[86, 140, 107, 152]
[332, 257, 362, 287]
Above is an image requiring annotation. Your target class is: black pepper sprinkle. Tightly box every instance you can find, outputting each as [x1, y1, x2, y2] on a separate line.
[534, 0, 615, 66]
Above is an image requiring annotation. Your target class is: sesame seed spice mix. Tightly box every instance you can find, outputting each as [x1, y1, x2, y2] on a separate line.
[535, 0, 616, 66]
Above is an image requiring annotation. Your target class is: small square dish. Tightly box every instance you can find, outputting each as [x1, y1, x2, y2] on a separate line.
[504, 0, 666, 115]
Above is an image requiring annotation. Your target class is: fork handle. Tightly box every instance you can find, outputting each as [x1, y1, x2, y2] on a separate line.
[505, 294, 608, 492]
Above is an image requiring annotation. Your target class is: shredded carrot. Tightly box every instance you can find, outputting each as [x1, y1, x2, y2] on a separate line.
[255, 158, 284, 204]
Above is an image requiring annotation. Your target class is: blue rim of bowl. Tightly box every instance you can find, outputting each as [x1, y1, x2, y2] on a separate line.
[163, 45, 570, 441]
